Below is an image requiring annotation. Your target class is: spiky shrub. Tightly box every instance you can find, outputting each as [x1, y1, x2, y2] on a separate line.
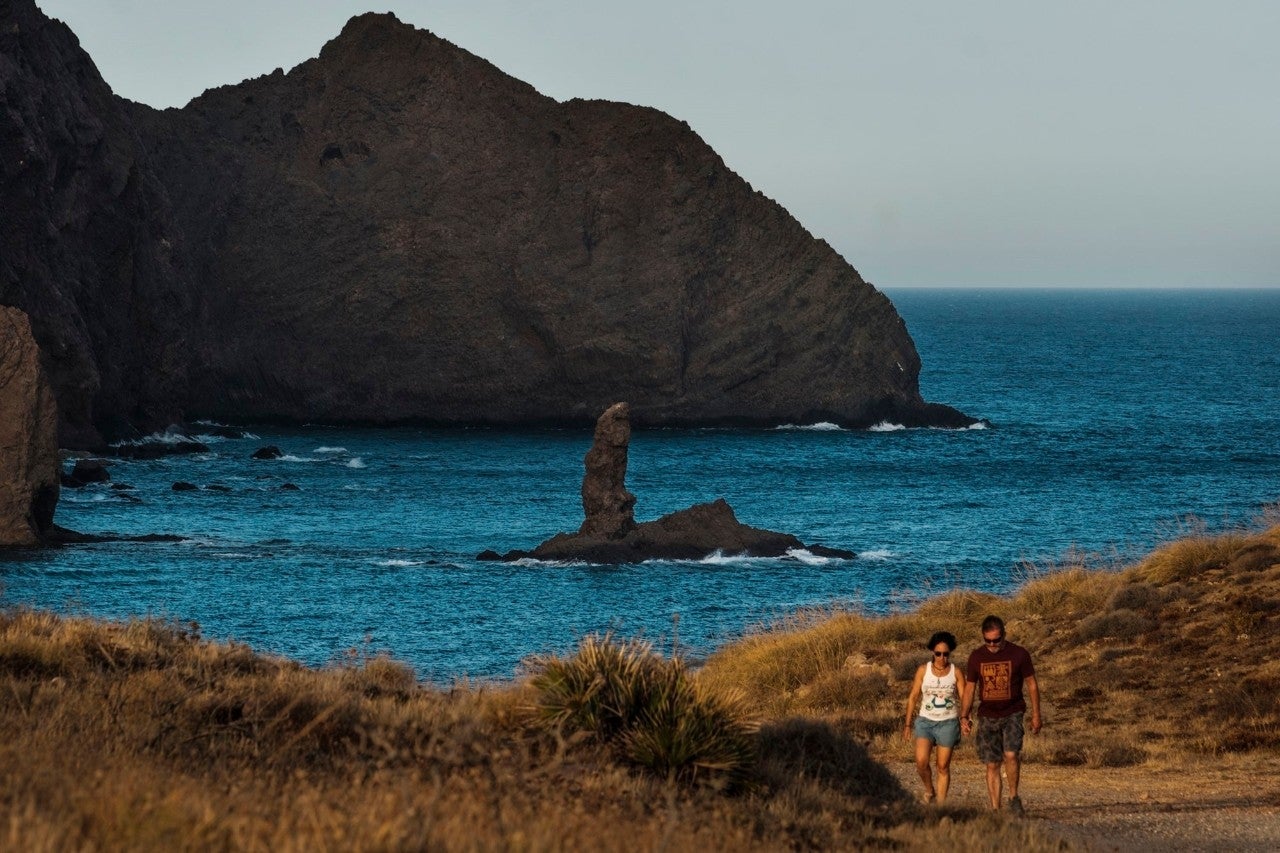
[530, 635, 756, 786]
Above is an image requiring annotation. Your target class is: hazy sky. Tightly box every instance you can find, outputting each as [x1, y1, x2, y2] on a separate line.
[36, 1, 1280, 288]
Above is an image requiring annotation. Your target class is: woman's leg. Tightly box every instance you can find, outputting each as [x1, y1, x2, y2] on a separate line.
[934, 745, 954, 802]
[914, 737, 936, 800]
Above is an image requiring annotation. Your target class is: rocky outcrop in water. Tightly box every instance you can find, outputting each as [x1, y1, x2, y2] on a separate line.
[579, 403, 637, 537]
[2, 1, 974, 442]
[0, 307, 60, 545]
[482, 403, 856, 564]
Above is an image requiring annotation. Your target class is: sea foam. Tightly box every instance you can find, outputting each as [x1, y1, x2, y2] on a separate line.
[774, 422, 844, 432]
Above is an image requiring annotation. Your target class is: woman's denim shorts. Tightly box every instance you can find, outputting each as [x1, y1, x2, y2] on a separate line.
[912, 716, 961, 748]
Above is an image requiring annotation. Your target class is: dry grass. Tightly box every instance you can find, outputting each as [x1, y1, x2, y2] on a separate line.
[0, 610, 1051, 851]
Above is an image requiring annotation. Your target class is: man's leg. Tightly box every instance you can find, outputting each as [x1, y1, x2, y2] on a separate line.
[985, 761, 1003, 809]
[1004, 750, 1020, 799]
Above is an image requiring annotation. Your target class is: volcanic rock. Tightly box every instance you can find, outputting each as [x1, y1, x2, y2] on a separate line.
[252, 446, 283, 460]
[579, 402, 637, 538]
[0, 306, 60, 545]
[171, 481, 199, 492]
[69, 459, 111, 484]
[0, 1, 196, 447]
[489, 403, 856, 564]
[2, 1, 973, 442]
[110, 440, 211, 459]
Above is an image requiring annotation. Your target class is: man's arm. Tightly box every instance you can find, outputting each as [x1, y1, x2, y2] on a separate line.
[1025, 673, 1042, 733]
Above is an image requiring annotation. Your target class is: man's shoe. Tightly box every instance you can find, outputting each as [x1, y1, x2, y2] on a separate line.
[1008, 796, 1025, 817]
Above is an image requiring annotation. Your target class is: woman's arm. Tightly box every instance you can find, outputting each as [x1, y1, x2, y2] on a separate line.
[904, 664, 926, 740]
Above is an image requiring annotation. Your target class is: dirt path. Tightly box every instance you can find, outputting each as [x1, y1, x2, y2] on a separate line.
[888, 753, 1280, 851]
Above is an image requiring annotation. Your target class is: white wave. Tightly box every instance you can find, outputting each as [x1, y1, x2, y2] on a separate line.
[858, 549, 895, 561]
[345, 457, 366, 469]
[509, 557, 595, 567]
[868, 421, 907, 432]
[784, 548, 836, 565]
[211, 552, 257, 559]
[774, 422, 844, 432]
[278, 455, 318, 462]
[699, 550, 757, 565]
[111, 428, 212, 447]
[315, 446, 347, 453]
[63, 493, 110, 503]
[377, 559, 424, 567]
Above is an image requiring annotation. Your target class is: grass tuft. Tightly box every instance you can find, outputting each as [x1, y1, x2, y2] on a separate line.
[530, 634, 757, 786]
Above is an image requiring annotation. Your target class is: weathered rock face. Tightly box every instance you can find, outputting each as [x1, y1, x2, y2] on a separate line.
[579, 403, 637, 537]
[0, 1, 196, 446]
[2, 1, 973, 439]
[0, 307, 60, 545]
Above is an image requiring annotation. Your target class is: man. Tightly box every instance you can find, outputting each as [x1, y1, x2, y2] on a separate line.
[960, 615, 1042, 816]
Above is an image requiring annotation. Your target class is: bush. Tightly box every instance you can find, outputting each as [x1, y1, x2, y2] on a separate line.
[530, 635, 756, 786]
[1076, 609, 1154, 642]
[1106, 582, 1164, 613]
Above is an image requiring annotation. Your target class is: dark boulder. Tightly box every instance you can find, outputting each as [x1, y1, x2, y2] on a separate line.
[279, 482, 301, 491]
[110, 440, 211, 459]
[172, 481, 199, 491]
[70, 459, 111, 483]
[252, 446, 283, 460]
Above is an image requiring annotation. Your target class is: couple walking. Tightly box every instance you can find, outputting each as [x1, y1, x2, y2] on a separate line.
[903, 615, 1042, 813]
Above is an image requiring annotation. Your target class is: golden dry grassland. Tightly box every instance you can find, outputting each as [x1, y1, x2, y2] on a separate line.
[2, 514, 1278, 851]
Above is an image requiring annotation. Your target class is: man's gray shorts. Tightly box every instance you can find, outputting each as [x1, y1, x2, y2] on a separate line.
[976, 713, 1024, 763]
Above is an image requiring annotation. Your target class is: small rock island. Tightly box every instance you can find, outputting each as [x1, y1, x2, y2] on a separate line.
[480, 403, 855, 564]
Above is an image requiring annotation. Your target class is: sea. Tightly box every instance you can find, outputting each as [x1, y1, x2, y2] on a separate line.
[3, 289, 1278, 681]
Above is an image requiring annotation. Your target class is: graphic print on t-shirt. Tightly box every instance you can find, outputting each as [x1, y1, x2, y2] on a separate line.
[980, 661, 1012, 702]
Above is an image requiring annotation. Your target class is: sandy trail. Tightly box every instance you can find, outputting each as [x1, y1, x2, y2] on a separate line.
[889, 753, 1280, 851]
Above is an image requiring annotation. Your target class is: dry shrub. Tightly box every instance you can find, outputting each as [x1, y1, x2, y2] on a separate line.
[915, 588, 1001, 624]
[1085, 737, 1147, 768]
[1226, 542, 1280, 575]
[341, 655, 416, 699]
[1076, 609, 1154, 642]
[1013, 566, 1121, 617]
[801, 667, 891, 713]
[1134, 531, 1250, 584]
[756, 717, 907, 802]
[891, 649, 929, 682]
[529, 635, 756, 786]
[1106, 581, 1164, 613]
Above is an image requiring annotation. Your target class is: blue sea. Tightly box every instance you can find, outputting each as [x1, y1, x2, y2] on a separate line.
[3, 289, 1278, 680]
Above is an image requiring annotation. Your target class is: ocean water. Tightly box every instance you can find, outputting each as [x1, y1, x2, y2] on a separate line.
[3, 289, 1278, 680]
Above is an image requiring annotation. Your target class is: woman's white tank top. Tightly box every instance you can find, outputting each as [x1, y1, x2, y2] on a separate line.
[918, 662, 959, 721]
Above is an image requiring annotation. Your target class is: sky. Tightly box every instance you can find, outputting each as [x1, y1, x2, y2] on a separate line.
[34, 1, 1280, 288]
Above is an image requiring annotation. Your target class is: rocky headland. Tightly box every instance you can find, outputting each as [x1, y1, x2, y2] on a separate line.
[482, 402, 855, 563]
[0, 307, 60, 545]
[2, 1, 973, 447]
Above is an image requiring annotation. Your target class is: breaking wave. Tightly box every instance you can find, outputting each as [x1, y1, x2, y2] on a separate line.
[774, 422, 844, 432]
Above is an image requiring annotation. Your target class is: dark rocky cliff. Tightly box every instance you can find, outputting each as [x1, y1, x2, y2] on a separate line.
[0, 0, 195, 446]
[2, 2, 972, 439]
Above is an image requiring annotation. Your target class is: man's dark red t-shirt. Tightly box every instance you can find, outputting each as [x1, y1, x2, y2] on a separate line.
[967, 641, 1035, 718]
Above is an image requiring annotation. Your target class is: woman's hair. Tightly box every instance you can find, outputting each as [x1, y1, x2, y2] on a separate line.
[925, 631, 957, 651]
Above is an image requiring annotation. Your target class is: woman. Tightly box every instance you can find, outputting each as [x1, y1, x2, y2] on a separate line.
[903, 630, 966, 803]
